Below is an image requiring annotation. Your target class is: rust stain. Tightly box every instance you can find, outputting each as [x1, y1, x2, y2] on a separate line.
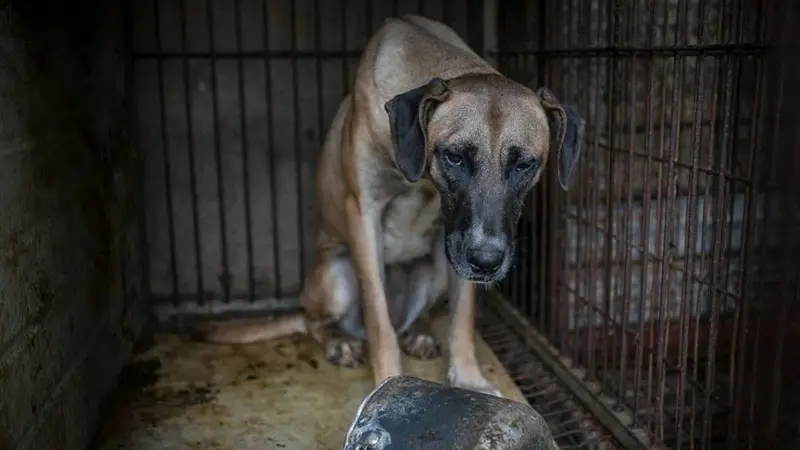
[93, 314, 526, 449]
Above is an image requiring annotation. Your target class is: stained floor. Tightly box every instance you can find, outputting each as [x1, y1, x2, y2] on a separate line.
[93, 314, 527, 450]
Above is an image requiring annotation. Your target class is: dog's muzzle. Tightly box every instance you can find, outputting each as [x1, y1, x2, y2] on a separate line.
[465, 234, 507, 276]
[446, 225, 513, 283]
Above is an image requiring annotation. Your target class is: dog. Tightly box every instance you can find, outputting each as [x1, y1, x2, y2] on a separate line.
[198, 14, 584, 397]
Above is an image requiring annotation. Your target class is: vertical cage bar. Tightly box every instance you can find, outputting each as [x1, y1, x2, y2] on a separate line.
[632, 0, 658, 426]
[152, 0, 180, 305]
[545, 0, 558, 344]
[341, 0, 349, 97]
[576, 0, 590, 377]
[617, 0, 638, 406]
[205, 0, 232, 303]
[674, 0, 707, 444]
[234, 0, 256, 302]
[730, 0, 769, 441]
[178, 0, 206, 305]
[364, 0, 373, 34]
[560, 0, 573, 359]
[262, 0, 282, 298]
[315, 0, 325, 203]
[761, 3, 795, 444]
[489, 0, 794, 448]
[128, 0, 150, 311]
[565, 0, 580, 367]
[586, 0, 605, 383]
[535, 0, 549, 337]
[289, 0, 308, 285]
[601, 0, 619, 389]
[689, 0, 726, 442]
[702, 0, 742, 442]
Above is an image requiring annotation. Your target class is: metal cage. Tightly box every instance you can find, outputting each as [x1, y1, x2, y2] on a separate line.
[130, 0, 800, 448]
[494, 0, 800, 449]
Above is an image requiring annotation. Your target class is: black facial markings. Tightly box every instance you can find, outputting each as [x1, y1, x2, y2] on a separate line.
[505, 145, 540, 180]
[436, 142, 478, 182]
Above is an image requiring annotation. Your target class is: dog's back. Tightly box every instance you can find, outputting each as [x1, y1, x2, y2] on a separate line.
[359, 15, 498, 131]
[315, 15, 499, 243]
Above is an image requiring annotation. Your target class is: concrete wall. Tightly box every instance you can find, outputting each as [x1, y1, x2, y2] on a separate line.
[0, 0, 144, 448]
[134, 0, 480, 305]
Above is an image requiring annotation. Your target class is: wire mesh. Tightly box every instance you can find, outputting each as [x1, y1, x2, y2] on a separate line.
[496, 0, 800, 448]
[478, 304, 624, 450]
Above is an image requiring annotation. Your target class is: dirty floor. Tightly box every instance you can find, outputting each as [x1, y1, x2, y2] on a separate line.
[93, 314, 527, 450]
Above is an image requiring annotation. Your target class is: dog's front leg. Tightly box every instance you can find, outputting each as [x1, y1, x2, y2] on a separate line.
[447, 271, 503, 398]
[345, 196, 402, 384]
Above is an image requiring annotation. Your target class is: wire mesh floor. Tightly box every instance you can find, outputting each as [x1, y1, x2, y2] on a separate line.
[477, 306, 624, 450]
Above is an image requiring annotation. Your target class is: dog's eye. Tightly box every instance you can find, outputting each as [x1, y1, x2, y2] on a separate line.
[515, 160, 538, 172]
[443, 150, 464, 166]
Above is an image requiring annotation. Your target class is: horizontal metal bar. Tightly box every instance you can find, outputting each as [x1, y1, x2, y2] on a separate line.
[134, 44, 771, 61]
[151, 295, 302, 325]
[490, 43, 770, 58]
[132, 49, 363, 59]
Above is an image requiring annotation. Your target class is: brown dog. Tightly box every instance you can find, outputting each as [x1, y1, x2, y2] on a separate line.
[199, 15, 584, 397]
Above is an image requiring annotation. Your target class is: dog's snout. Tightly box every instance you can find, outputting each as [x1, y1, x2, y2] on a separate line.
[466, 238, 506, 274]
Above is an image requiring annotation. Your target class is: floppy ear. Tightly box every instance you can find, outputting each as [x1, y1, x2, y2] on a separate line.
[536, 87, 586, 191]
[384, 78, 451, 182]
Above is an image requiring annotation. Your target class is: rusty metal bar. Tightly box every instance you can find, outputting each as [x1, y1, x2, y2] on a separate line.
[486, 291, 655, 450]
[616, 0, 637, 406]
[535, 0, 551, 339]
[601, 0, 620, 399]
[489, 43, 768, 57]
[729, 1, 767, 440]
[572, 0, 589, 373]
[673, 0, 704, 443]
[632, 0, 659, 425]
[478, 308, 623, 450]
[133, 49, 364, 59]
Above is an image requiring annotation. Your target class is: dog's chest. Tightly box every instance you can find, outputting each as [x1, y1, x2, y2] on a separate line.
[381, 180, 442, 264]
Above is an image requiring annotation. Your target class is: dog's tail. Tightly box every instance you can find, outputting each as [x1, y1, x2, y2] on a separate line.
[195, 313, 308, 344]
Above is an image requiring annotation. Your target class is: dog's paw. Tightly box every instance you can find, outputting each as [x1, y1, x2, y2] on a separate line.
[324, 338, 366, 368]
[400, 331, 442, 360]
[448, 369, 504, 398]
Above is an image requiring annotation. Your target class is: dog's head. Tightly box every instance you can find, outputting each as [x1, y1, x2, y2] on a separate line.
[384, 74, 585, 284]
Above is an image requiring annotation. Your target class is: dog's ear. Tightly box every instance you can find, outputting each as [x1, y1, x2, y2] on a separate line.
[536, 87, 585, 191]
[384, 78, 451, 182]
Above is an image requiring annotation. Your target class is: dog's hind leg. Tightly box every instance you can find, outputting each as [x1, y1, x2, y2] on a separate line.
[302, 242, 374, 369]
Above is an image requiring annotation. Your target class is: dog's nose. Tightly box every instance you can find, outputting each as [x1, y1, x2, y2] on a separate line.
[467, 242, 506, 274]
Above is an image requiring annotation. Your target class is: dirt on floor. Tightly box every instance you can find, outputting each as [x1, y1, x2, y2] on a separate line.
[93, 313, 527, 450]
